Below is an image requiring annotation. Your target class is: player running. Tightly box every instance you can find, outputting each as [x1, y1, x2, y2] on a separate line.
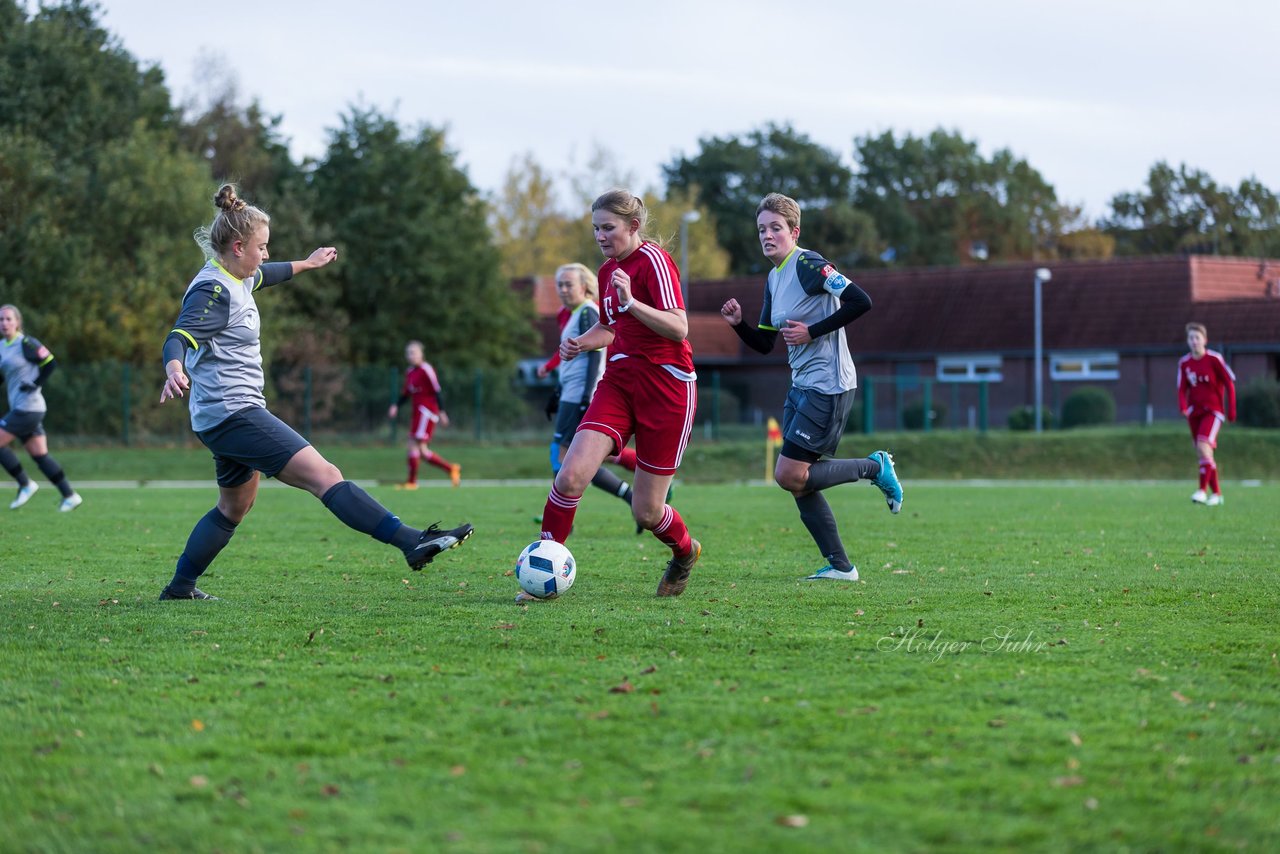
[157, 184, 472, 601]
[1178, 322, 1235, 506]
[719, 192, 901, 582]
[0, 304, 83, 512]
[387, 340, 459, 488]
[534, 191, 701, 599]
[544, 262, 638, 523]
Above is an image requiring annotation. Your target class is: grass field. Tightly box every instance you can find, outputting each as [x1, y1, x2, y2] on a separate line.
[2, 476, 1278, 852]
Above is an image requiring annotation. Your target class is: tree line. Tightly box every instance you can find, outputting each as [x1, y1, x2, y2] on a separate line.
[3, 0, 1278, 370]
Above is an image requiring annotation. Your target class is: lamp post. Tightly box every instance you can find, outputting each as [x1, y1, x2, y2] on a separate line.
[679, 210, 701, 304]
[1033, 267, 1052, 433]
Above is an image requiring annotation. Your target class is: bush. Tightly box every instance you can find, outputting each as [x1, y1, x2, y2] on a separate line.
[1237, 378, 1280, 428]
[1007, 405, 1056, 431]
[1060, 386, 1116, 428]
[903, 400, 948, 431]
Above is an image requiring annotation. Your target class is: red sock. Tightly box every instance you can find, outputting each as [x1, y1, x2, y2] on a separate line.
[424, 450, 453, 473]
[541, 485, 580, 543]
[1208, 463, 1220, 495]
[651, 504, 692, 556]
[407, 452, 420, 483]
[1198, 462, 1209, 490]
[612, 448, 638, 472]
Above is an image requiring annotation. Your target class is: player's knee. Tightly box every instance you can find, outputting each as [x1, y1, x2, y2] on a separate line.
[774, 470, 806, 493]
[219, 497, 254, 524]
[633, 505, 663, 530]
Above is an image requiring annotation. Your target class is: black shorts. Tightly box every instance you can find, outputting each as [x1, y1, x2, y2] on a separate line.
[197, 407, 310, 488]
[780, 386, 856, 463]
[0, 410, 46, 443]
[553, 399, 588, 449]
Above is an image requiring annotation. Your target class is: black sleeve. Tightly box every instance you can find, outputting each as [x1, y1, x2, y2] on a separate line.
[163, 280, 230, 365]
[731, 321, 779, 355]
[396, 392, 410, 407]
[253, 261, 295, 291]
[21, 337, 57, 386]
[807, 283, 873, 339]
[35, 359, 57, 386]
[583, 349, 604, 401]
[578, 304, 604, 400]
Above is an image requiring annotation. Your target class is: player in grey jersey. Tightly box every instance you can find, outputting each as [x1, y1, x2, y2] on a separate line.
[0, 304, 82, 511]
[157, 184, 472, 601]
[720, 193, 902, 582]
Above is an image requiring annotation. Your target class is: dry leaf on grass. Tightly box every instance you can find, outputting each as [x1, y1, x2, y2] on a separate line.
[776, 814, 809, 828]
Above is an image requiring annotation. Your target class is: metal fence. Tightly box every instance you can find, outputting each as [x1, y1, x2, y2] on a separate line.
[32, 363, 1045, 444]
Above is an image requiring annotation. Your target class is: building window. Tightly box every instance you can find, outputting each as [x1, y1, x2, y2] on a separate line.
[1049, 351, 1119, 381]
[936, 355, 1003, 383]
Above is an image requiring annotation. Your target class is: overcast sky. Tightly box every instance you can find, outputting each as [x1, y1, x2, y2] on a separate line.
[94, 0, 1279, 218]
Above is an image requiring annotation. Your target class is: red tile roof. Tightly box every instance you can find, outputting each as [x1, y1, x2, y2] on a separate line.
[683, 256, 1280, 356]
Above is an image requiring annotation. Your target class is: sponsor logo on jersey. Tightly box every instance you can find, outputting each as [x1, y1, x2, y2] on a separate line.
[824, 271, 849, 293]
[821, 265, 835, 278]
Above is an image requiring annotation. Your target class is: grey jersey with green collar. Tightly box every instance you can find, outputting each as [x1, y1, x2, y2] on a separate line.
[168, 260, 293, 432]
[758, 248, 857, 394]
[1, 333, 53, 413]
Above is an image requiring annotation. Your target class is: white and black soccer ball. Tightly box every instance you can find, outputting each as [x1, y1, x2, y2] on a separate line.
[515, 540, 576, 599]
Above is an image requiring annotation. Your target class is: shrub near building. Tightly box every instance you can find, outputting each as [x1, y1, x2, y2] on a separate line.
[1061, 386, 1116, 428]
[1237, 378, 1280, 428]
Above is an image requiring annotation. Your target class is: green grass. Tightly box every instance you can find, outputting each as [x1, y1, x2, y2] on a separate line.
[2, 480, 1278, 852]
[41, 423, 1280, 483]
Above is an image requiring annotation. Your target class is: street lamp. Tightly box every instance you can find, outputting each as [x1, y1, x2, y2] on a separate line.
[679, 210, 701, 305]
[1033, 267, 1052, 433]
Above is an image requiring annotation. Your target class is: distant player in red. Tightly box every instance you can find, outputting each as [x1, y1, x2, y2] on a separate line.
[1177, 322, 1235, 506]
[534, 189, 700, 600]
[388, 341, 459, 488]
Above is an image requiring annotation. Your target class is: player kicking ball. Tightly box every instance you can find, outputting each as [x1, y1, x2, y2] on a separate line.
[720, 193, 901, 582]
[158, 185, 472, 601]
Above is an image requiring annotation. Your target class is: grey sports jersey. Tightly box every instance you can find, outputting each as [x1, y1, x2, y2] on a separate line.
[558, 302, 603, 404]
[759, 248, 857, 395]
[169, 260, 293, 432]
[0, 333, 52, 413]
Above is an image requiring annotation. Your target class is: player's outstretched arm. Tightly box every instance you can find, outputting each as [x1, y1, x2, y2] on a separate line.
[292, 246, 338, 276]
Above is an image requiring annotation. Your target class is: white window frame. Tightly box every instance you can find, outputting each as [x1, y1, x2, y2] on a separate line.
[1049, 351, 1120, 381]
[936, 354, 1003, 383]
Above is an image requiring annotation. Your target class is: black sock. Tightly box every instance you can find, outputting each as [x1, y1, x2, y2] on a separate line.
[794, 491, 852, 571]
[806, 457, 880, 492]
[169, 507, 238, 593]
[591, 468, 632, 503]
[0, 447, 29, 487]
[321, 481, 421, 552]
[32, 453, 74, 498]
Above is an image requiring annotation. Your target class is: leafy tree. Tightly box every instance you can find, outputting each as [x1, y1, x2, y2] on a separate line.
[664, 123, 877, 274]
[645, 185, 731, 283]
[0, 0, 209, 362]
[309, 106, 532, 368]
[176, 56, 327, 367]
[494, 147, 731, 284]
[489, 152, 583, 279]
[1104, 162, 1280, 257]
[852, 129, 1064, 266]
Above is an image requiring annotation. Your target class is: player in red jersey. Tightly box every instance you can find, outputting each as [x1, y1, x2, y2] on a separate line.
[1177, 322, 1235, 506]
[388, 341, 459, 488]
[532, 190, 700, 599]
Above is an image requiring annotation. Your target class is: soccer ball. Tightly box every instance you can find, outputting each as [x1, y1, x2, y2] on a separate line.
[515, 540, 576, 599]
